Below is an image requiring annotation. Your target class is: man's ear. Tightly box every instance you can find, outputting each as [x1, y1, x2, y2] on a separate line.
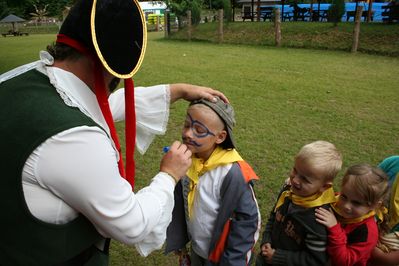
[215, 130, 227, 145]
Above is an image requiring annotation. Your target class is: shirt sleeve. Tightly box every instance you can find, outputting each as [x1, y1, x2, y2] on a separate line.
[31, 126, 176, 256]
[326, 220, 379, 266]
[108, 85, 171, 154]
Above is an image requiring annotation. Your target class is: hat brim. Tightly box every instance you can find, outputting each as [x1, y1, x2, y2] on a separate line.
[91, 0, 147, 78]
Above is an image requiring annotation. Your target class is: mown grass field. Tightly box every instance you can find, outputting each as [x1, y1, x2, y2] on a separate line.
[1, 31, 398, 265]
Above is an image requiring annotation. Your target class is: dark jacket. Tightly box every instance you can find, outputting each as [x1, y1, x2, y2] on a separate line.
[256, 186, 329, 266]
[166, 161, 260, 266]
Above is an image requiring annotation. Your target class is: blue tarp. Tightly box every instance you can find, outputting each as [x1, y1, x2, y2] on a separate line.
[267, 2, 389, 21]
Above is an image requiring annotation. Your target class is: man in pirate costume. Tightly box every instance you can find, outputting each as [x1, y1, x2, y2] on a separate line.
[0, 0, 226, 264]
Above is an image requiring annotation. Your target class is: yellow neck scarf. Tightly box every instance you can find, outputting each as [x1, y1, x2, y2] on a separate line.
[332, 195, 388, 224]
[333, 209, 376, 224]
[186, 146, 243, 218]
[274, 187, 336, 212]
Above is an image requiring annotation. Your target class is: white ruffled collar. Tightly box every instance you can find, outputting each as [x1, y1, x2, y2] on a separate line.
[0, 51, 115, 153]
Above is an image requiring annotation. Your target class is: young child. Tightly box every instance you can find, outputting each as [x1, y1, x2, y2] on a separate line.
[315, 164, 389, 266]
[165, 97, 261, 265]
[256, 140, 342, 266]
[369, 155, 399, 265]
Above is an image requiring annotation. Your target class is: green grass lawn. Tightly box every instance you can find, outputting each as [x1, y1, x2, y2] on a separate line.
[1, 32, 398, 265]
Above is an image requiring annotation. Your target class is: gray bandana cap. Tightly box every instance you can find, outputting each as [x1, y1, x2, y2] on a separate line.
[190, 97, 236, 149]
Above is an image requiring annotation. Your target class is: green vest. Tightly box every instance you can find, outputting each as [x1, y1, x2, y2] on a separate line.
[0, 70, 108, 265]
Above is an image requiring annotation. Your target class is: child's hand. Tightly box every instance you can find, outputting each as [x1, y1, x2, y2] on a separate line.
[261, 243, 275, 263]
[174, 248, 191, 266]
[315, 207, 337, 228]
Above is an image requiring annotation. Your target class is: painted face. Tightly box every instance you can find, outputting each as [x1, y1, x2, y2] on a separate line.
[182, 105, 226, 160]
[289, 158, 329, 197]
[335, 182, 375, 219]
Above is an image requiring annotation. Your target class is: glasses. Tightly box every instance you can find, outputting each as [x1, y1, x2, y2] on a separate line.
[184, 114, 216, 138]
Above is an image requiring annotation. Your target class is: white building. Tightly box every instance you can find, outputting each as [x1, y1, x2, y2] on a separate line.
[139, 1, 167, 19]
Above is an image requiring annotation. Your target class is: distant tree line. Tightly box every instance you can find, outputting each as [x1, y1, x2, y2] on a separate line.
[0, 0, 75, 21]
[0, 0, 355, 28]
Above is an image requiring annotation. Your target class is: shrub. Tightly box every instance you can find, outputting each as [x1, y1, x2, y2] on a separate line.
[328, 0, 345, 25]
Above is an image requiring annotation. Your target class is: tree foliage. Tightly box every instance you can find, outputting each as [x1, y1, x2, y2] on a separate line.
[328, 0, 345, 25]
[211, 0, 232, 21]
[164, 0, 202, 25]
[0, 0, 73, 21]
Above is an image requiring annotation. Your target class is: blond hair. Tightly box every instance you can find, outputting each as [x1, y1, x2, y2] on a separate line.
[295, 140, 342, 181]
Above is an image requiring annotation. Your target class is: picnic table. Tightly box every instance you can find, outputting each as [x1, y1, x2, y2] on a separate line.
[382, 4, 399, 23]
[260, 6, 275, 21]
[311, 9, 328, 21]
[346, 10, 374, 21]
[1, 30, 29, 37]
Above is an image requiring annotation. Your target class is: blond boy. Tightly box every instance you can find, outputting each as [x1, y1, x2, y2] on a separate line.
[256, 141, 342, 266]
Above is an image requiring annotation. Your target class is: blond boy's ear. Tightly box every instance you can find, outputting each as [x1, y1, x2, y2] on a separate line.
[215, 130, 227, 145]
[320, 182, 333, 192]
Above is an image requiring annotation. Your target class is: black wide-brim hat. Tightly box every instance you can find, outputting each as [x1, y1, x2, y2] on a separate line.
[59, 0, 146, 78]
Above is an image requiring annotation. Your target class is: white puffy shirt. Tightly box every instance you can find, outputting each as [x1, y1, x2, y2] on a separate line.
[2, 53, 175, 257]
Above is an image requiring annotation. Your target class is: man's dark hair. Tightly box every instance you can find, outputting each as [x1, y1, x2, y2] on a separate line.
[46, 42, 82, 61]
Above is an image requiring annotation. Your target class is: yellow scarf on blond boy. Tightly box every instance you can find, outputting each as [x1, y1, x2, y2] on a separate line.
[186, 146, 243, 218]
[274, 186, 336, 212]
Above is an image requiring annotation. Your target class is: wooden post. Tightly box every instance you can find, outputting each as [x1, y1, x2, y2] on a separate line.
[218, 9, 224, 44]
[367, 0, 373, 23]
[164, 11, 169, 38]
[155, 15, 159, 32]
[310, 0, 314, 21]
[351, 6, 363, 53]
[275, 8, 281, 47]
[187, 10, 192, 41]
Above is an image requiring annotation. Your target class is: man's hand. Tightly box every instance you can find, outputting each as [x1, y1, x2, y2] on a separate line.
[160, 141, 192, 182]
[169, 83, 229, 104]
[315, 207, 337, 228]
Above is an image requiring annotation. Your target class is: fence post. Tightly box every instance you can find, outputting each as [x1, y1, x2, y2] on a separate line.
[187, 10, 192, 41]
[164, 11, 170, 38]
[275, 8, 281, 47]
[367, 0, 373, 22]
[218, 9, 224, 44]
[351, 6, 363, 53]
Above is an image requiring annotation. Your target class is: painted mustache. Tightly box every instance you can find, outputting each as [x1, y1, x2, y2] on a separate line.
[182, 138, 202, 147]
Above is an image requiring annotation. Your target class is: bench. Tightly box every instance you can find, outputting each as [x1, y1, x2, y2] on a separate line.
[346, 10, 374, 21]
[242, 6, 254, 21]
[311, 10, 328, 21]
[382, 4, 399, 23]
[241, 13, 254, 21]
[260, 6, 275, 21]
[2, 31, 29, 37]
[290, 3, 311, 21]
